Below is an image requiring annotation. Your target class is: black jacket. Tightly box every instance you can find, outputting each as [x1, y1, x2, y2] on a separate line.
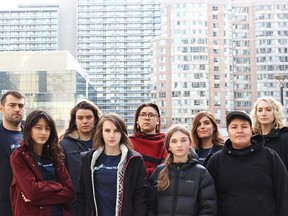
[263, 127, 288, 171]
[206, 135, 288, 216]
[0, 123, 22, 216]
[60, 131, 91, 216]
[77, 144, 147, 216]
[147, 153, 217, 216]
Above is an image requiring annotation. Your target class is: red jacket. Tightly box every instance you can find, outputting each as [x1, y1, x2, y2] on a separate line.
[10, 145, 75, 216]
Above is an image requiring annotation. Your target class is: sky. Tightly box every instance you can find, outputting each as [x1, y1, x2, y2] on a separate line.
[0, 0, 59, 9]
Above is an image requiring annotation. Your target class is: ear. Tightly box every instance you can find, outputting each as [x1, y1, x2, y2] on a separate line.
[0, 104, 3, 112]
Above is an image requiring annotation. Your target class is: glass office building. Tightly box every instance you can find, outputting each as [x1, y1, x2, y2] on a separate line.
[0, 51, 96, 132]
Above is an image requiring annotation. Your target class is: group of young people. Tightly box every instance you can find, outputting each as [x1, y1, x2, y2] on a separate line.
[1, 89, 288, 216]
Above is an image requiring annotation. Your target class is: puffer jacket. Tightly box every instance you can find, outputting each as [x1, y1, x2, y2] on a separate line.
[147, 151, 217, 216]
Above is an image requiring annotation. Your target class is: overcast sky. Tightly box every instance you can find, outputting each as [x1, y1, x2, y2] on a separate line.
[0, 0, 59, 9]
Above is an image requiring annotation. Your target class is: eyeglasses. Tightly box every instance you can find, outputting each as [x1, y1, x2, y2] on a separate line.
[139, 113, 158, 120]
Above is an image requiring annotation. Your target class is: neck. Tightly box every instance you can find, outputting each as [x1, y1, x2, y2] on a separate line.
[261, 124, 273, 135]
[34, 145, 43, 156]
[78, 131, 92, 141]
[104, 145, 121, 156]
[200, 137, 213, 149]
[174, 155, 189, 163]
[3, 120, 21, 131]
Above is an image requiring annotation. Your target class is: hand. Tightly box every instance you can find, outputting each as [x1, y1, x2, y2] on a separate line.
[21, 192, 31, 203]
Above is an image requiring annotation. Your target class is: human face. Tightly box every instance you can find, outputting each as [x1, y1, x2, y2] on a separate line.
[0, 95, 25, 129]
[227, 118, 252, 149]
[31, 118, 51, 154]
[137, 106, 159, 134]
[169, 131, 192, 163]
[256, 100, 275, 128]
[102, 120, 121, 152]
[75, 109, 96, 136]
[196, 116, 215, 140]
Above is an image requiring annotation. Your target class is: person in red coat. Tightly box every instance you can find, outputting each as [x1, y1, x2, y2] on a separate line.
[10, 110, 74, 216]
[130, 103, 167, 179]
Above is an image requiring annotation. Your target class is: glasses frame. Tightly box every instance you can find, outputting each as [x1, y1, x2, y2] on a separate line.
[138, 113, 158, 120]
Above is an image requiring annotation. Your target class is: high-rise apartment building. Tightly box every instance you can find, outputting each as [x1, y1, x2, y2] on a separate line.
[76, 0, 161, 128]
[0, 3, 59, 51]
[152, 0, 288, 129]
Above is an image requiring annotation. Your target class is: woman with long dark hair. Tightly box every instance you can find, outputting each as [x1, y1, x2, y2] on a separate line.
[10, 110, 74, 216]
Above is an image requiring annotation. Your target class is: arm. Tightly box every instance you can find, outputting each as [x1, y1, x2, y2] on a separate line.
[146, 167, 162, 216]
[10, 151, 74, 206]
[198, 168, 217, 216]
[271, 151, 288, 216]
[131, 157, 147, 216]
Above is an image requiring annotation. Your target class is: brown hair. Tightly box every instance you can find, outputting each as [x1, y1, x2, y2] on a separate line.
[92, 113, 133, 150]
[191, 111, 224, 150]
[0, 90, 25, 105]
[132, 103, 161, 134]
[60, 100, 102, 139]
[157, 124, 192, 191]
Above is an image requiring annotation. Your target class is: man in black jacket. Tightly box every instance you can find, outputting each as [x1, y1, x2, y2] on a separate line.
[0, 90, 25, 216]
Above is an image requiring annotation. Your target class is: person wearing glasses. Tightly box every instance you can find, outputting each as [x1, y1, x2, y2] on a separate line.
[10, 110, 74, 216]
[130, 103, 167, 179]
[191, 111, 224, 166]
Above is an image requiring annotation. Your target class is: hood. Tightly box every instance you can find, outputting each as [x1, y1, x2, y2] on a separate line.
[223, 134, 264, 156]
[62, 130, 81, 141]
[130, 132, 165, 140]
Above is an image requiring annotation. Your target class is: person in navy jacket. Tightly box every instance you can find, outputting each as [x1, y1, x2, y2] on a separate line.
[0, 90, 25, 216]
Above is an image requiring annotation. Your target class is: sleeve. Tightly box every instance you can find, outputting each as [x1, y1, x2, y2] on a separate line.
[76, 152, 91, 215]
[10, 151, 74, 206]
[270, 150, 288, 216]
[146, 167, 159, 216]
[198, 168, 217, 216]
[131, 157, 147, 216]
[59, 140, 68, 168]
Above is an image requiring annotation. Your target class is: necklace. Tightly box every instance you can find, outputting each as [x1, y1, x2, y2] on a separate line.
[198, 145, 214, 157]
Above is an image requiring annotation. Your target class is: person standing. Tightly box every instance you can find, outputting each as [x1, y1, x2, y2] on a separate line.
[60, 100, 101, 216]
[191, 111, 224, 166]
[147, 124, 217, 216]
[10, 110, 75, 216]
[130, 103, 167, 178]
[77, 113, 146, 216]
[0, 90, 25, 216]
[251, 97, 288, 170]
[206, 111, 288, 216]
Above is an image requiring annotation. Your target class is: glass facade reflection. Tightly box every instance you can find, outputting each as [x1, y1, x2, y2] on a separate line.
[0, 51, 96, 132]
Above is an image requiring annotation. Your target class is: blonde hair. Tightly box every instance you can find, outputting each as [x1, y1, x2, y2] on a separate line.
[157, 124, 192, 191]
[251, 97, 285, 134]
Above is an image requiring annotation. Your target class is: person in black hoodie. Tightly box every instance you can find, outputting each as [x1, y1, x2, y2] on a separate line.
[59, 100, 101, 216]
[147, 124, 217, 216]
[206, 111, 288, 216]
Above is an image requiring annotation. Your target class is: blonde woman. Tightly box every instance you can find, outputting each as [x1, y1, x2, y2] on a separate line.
[251, 97, 288, 170]
[147, 124, 217, 216]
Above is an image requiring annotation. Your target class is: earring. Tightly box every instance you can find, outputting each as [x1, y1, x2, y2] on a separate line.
[137, 124, 140, 129]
